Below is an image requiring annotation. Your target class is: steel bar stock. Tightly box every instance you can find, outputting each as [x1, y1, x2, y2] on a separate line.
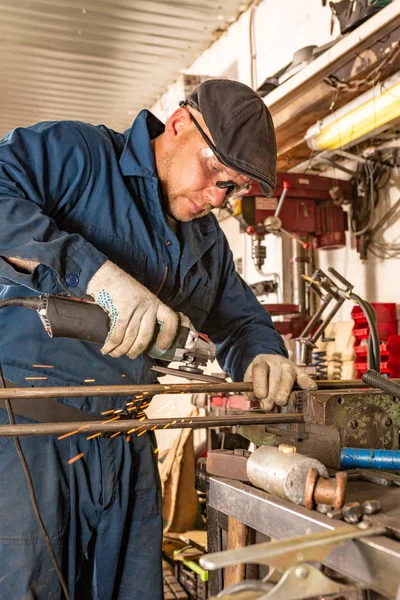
[0, 413, 304, 437]
[0, 378, 394, 402]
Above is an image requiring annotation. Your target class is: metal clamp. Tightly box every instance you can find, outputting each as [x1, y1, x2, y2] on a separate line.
[203, 523, 386, 600]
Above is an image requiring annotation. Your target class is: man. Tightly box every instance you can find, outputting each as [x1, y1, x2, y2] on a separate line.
[0, 79, 316, 599]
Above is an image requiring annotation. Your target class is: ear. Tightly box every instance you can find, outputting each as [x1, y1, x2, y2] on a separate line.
[164, 107, 192, 145]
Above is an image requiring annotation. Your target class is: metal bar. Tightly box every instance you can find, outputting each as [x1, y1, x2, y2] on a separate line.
[0, 413, 305, 437]
[341, 447, 400, 470]
[0, 378, 392, 402]
[309, 298, 345, 344]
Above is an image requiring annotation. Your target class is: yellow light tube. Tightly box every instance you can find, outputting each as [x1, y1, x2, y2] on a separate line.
[306, 70, 400, 151]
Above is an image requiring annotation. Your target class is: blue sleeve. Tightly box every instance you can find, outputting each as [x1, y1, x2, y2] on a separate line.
[0, 121, 107, 296]
[203, 225, 288, 381]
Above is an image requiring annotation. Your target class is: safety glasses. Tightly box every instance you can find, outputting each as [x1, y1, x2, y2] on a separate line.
[197, 148, 251, 201]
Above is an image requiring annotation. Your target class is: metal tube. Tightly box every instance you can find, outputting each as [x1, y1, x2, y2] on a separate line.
[340, 448, 400, 470]
[298, 295, 332, 339]
[0, 413, 305, 437]
[290, 237, 311, 315]
[0, 378, 396, 402]
[0, 381, 254, 400]
[309, 296, 345, 344]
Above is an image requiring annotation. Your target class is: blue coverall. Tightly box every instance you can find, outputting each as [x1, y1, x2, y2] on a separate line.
[0, 110, 287, 599]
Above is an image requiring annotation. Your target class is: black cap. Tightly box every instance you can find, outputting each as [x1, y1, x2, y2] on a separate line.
[184, 79, 276, 196]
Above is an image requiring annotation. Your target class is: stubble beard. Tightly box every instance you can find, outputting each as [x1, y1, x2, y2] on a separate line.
[162, 150, 211, 222]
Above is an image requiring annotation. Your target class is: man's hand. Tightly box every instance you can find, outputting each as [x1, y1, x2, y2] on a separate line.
[244, 354, 317, 410]
[87, 260, 179, 359]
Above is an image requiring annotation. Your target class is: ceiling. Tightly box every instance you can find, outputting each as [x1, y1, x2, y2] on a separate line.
[0, 0, 248, 137]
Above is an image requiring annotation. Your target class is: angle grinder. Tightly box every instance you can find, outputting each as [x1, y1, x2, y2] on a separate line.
[0, 295, 216, 375]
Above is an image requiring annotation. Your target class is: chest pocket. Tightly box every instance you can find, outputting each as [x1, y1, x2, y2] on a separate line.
[61, 217, 146, 283]
[184, 284, 216, 331]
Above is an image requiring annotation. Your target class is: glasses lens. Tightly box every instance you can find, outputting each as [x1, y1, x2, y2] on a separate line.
[198, 148, 251, 201]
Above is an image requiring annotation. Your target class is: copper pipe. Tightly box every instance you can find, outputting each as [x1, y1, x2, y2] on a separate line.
[0, 413, 304, 437]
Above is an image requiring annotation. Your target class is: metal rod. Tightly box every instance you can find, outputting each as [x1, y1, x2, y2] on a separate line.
[0, 413, 305, 437]
[0, 378, 396, 402]
[0, 381, 255, 400]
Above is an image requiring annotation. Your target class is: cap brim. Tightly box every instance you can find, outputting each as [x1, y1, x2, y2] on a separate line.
[260, 180, 275, 197]
[212, 145, 276, 198]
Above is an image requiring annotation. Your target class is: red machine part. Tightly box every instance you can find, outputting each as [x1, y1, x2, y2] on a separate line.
[243, 172, 353, 250]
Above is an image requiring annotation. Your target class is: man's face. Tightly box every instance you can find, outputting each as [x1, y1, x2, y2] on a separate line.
[162, 115, 251, 222]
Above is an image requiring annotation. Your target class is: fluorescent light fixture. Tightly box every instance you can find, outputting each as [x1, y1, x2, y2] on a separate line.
[305, 70, 400, 151]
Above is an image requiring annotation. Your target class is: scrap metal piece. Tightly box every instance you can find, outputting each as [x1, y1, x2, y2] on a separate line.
[304, 468, 319, 510]
[314, 471, 347, 510]
[316, 503, 333, 514]
[362, 500, 382, 515]
[206, 450, 251, 482]
[342, 502, 363, 520]
[344, 514, 361, 525]
[327, 509, 343, 520]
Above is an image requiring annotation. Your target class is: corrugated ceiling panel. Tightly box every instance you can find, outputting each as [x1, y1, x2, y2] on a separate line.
[0, 0, 249, 136]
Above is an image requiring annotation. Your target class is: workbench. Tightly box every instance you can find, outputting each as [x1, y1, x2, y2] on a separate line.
[205, 475, 400, 599]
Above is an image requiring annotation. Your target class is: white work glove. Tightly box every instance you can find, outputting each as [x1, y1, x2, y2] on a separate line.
[86, 260, 179, 359]
[244, 354, 317, 410]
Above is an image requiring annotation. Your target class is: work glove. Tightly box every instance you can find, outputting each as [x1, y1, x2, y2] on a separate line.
[86, 260, 179, 359]
[244, 354, 317, 411]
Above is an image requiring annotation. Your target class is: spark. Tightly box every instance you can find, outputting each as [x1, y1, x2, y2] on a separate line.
[101, 409, 115, 415]
[121, 374, 126, 378]
[68, 453, 84, 465]
[171, 420, 177, 425]
[163, 423, 171, 429]
[84, 379, 96, 383]
[102, 415, 120, 424]
[114, 409, 124, 414]
[24, 376, 48, 381]
[125, 436, 131, 442]
[137, 430, 147, 437]
[110, 431, 121, 438]
[189, 420, 193, 424]
[58, 429, 81, 440]
[125, 401, 134, 406]
[127, 425, 146, 434]
[181, 419, 185, 423]
[154, 447, 159, 454]
[139, 416, 146, 421]
[87, 432, 102, 440]
[32, 364, 54, 369]
[151, 426, 157, 431]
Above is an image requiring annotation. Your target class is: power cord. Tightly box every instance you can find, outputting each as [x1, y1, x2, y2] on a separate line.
[348, 293, 380, 372]
[0, 366, 71, 600]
